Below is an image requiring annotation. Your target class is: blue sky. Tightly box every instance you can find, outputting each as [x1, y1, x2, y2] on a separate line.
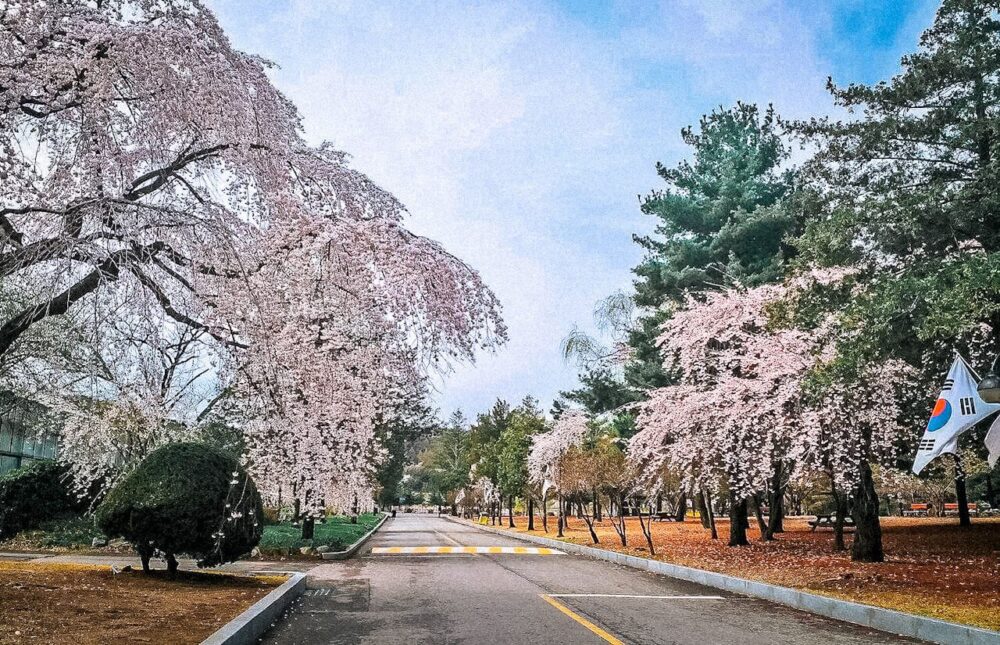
[206, 0, 939, 419]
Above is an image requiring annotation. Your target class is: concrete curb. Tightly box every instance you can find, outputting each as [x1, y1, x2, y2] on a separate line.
[321, 512, 390, 560]
[201, 571, 307, 645]
[446, 516, 1000, 645]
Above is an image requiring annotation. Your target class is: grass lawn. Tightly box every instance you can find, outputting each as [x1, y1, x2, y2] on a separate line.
[0, 561, 282, 645]
[258, 513, 382, 555]
[486, 515, 1000, 631]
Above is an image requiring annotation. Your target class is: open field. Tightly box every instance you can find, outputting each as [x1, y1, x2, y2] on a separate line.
[0, 561, 282, 644]
[485, 515, 1000, 630]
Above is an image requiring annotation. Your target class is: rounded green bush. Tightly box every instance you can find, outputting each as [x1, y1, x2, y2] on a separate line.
[0, 460, 80, 540]
[95, 442, 263, 570]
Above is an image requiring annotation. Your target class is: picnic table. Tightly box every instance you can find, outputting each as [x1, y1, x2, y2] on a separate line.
[652, 512, 676, 522]
[808, 514, 856, 531]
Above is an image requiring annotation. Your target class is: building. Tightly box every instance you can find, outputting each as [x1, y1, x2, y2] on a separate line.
[0, 392, 58, 475]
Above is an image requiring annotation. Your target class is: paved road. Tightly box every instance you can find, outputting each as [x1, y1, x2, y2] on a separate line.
[262, 515, 920, 645]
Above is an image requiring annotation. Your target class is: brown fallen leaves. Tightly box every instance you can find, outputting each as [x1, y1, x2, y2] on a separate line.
[0, 562, 280, 644]
[496, 515, 1000, 631]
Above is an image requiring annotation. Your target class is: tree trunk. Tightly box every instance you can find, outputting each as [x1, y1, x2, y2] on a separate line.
[301, 516, 315, 540]
[704, 488, 718, 540]
[954, 454, 972, 528]
[656, 494, 663, 513]
[727, 491, 749, 546]
[987, 472, 996, 507]
[674, 491, 687, 522]
[639, 506, 655, 555]
[850, 461, 884, 563]
[527, 496, 535, 531]
[293, 497, 301, 522]
[832, 484, 847, 552]
[166, 553, 178, 579]
[508, 495, 515, 528]
[697, 490, 711, 529]
[751, 494, 773, 540]
[768, 461, 785, 534]
[557, 492, 564, 537]
[592, 491, 600, 523]
[138, 545, 152, 574]
[542, 491, 549, 533]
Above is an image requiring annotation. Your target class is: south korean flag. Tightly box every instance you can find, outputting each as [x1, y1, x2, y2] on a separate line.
[913, 355, 1000, 474]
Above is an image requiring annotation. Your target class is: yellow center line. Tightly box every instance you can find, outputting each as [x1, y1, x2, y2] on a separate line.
[540, 594, 624, 645]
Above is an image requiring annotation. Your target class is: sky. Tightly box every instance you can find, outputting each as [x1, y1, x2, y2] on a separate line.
[205, 0, 939, 419]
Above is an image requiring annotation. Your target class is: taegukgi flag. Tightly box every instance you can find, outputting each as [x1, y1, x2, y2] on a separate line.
[986, 416, 1000, 468]
[913, 355, 1000, 474]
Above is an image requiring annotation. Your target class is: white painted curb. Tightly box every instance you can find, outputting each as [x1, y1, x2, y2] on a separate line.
[321, 512, 389, 560]
[447, 516, 1000, 645]
[201, 571, 307, 645]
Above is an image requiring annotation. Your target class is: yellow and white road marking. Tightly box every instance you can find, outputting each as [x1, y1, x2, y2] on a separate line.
[371, 545, 564, 555]
[540, 594, 623, 645]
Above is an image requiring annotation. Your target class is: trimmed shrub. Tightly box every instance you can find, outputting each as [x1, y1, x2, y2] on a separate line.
[0, 460, 80, 540]
[95, 442, 263, 573]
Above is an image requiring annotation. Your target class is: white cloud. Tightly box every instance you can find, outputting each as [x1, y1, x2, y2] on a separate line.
[206, 0, 874, 417]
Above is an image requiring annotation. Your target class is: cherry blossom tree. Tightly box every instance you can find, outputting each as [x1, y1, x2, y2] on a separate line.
[1, 1, 506, 525]
[528, 410, 589, 536]
[631, 275, 912, 559]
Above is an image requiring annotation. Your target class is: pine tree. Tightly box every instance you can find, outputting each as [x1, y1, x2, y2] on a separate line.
[793, 0, 1000, 549]
[628, 102, 799, 390]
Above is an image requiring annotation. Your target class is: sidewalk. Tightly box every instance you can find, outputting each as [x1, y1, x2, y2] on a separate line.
[0, 551, 317, 574]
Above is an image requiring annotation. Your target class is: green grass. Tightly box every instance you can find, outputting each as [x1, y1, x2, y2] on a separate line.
[258, 513, 382, 553]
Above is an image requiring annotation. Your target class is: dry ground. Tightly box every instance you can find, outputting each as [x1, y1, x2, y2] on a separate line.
[0, 561, 282, 644]
[490, 515, 1000, 630]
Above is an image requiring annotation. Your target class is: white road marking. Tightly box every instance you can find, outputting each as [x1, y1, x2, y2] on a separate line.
[370, 545, 564, 555]
[548, 594, 726, 600]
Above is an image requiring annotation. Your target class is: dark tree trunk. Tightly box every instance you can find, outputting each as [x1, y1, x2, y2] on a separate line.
[166, 552, 178, 579]
[768, 462, 785, 534]
[954, 454, 972, 528]
[508, 495, 515, 528]
[638, 506, 655, 555]
[727, 491, 749, 546]
[656, 494, 663, 513]
[593, 491, 600, 523]
[557, 493, 564, 537]
[581, 513, 600, 544]
[528, 496, 535, 531]
[542, 491, 549, 533]
[987, 473, 996, 507]
[674, 491, 687, 522]
[832, 485, 848, 551]
[293, 497, 301, 522]
[301, 516, 315, 540]
[851, 461, 885, 563]
[704, 488, 718, 540]
[138, 545, 152, 574]
[751, 494, 773, 540]
[697, 490, 711, 529]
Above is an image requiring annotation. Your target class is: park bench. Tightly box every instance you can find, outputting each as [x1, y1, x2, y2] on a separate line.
[652, 512, 676, 521]
[902, 503, 929, 517]
[943, 503, 978, 516]
[808, 514, 856, 531]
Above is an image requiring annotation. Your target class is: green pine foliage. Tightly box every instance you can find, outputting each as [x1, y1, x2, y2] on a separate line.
[792, 0, 1000, 380]
[627, 102, 800, 390]
[95, 442, 264, 568]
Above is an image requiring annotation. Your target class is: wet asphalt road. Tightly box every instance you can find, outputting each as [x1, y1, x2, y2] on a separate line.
[260, 514, 920, 645]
